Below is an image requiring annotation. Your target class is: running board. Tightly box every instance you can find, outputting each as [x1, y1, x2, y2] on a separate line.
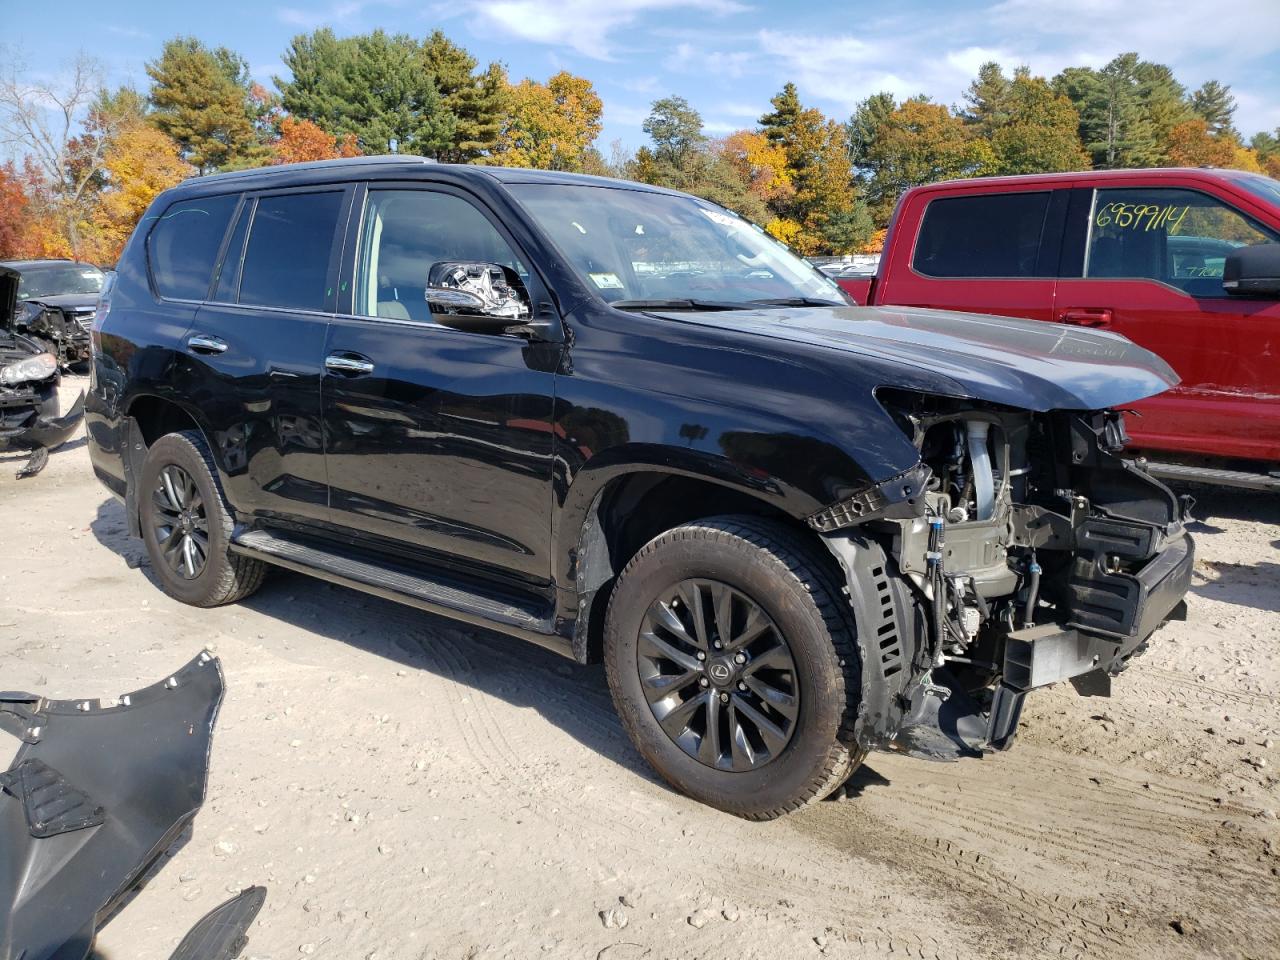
[1144, 462, 1280, 492]
[231, 528, 561, 645]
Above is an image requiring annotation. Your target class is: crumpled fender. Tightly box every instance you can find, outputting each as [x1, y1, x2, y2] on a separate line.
[0, 653, 223, 960]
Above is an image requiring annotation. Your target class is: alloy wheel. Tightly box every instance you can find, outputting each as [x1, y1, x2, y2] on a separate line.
[151, 464, 209, 580]
[637, 578, 799, 771]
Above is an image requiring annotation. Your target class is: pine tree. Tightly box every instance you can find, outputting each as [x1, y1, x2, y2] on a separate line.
[1190, 80, 1237, 139]
[1054, 54, 1158, 169]
[759, 84, 872, 253]
[962, 62, 1011, 135]
[420, 31, 507, 162]
[278, 29, 453, 156]
[147, 37, 265, 173]
[1135, 62, 1191, 163]
[759, 83, 802, 149]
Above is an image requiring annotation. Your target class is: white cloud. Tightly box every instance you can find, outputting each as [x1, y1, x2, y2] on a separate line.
[663, 41, 754, 78]
[467, 0, 747, 60]
[276, 0, 407, 28]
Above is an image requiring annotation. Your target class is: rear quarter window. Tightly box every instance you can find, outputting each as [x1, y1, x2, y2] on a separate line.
[912, 192, 1051, 278]
[147, 195, 239, 301]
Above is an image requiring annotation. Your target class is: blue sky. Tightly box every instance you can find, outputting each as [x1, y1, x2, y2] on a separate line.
[8, 0, 1280, 150]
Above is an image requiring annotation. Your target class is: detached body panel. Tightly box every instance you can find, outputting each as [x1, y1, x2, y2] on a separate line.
[0, 654, 223, 960]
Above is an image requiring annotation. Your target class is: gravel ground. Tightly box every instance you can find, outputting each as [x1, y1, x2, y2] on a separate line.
[1, 375, 1277, 960]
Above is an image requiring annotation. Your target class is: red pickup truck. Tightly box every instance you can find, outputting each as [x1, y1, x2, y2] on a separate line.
[837, 168, 1280, 490]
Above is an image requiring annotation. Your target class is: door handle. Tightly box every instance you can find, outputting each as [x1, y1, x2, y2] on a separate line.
[187, 334, 228, 354]
[1057, 308, 1113, 328]
[325, 353, 375, 376]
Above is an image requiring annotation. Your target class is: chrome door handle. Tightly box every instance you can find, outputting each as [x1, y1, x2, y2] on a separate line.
[325, 353, 375, 376]
[187, 334, 228, 354]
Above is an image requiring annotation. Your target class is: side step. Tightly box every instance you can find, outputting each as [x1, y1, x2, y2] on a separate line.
[231, 528, 559, 643]
[1144, 461, 1280, 492]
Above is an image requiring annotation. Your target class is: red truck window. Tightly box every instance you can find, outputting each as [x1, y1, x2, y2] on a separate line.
[912, 192, 1051, 278]
[1086, 187, 1280, 297]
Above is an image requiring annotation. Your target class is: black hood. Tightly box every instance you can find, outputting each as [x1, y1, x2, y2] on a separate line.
[654, 304, 1178, 412]
[20, 292, 99, 311]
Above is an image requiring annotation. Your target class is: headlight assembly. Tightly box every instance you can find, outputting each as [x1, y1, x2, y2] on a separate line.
[0, 351, 58, 386]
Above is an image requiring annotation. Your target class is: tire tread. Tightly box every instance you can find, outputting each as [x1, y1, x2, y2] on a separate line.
[604, 515, 864, 820]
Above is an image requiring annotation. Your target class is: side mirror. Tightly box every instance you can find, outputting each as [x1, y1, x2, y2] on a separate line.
[425, 262, 531, 332]
[1223, 243, 1280, 297]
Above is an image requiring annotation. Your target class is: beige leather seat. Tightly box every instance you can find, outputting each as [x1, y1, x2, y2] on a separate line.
[377, 300, 412, 321]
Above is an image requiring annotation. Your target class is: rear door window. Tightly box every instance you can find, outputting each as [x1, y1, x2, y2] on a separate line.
[239, 191, 344, 312]
[1086, 187, 1280, 297]
[148, 194, 239, 300]
[913, 192, 1052, 278]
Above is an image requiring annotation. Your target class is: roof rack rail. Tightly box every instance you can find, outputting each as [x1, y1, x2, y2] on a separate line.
[182, 154, 436, 186]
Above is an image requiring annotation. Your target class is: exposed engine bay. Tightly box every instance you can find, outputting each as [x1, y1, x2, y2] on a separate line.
[11, 299, 94, 366]
[818, 389, 1194, 761]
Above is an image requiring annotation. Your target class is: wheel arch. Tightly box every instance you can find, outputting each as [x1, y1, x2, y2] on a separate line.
[563, 464, 824, 665]
[120, 394, 214, 537]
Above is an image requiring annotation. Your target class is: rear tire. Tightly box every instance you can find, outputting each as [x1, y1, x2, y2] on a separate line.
[604, 515, 864, 819]
[138, 431, 267, 607]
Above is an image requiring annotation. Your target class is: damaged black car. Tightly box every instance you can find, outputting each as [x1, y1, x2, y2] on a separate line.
[87, 158, 1194, 819]
[0, 265, 84, 477]
[0, 258, 105, 367]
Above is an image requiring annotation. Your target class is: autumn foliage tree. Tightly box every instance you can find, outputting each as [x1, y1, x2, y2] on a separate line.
[0, 162, 34, 259]
[271, 116, 360, 164]
[92, 121, 192, 262]
[492, 71, 603, 171]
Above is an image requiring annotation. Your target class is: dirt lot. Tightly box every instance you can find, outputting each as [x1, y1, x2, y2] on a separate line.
[2, 375, 1278, 960]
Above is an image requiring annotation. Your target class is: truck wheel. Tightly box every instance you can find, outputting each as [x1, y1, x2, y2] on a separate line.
[604, 516, 864, 819]
[138, 431, 267, 607]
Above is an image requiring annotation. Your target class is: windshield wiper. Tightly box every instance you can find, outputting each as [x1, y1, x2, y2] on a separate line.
[746, 297, 846, 308]
[610, 298, 753, 312]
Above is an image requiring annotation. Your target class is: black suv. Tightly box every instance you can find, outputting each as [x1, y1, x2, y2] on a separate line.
[87, 157, 1193, 819]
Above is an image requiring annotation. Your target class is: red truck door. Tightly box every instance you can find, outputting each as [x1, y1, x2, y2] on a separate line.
[1055, 183, 1280, 464]
[876, 188, 1069, 323]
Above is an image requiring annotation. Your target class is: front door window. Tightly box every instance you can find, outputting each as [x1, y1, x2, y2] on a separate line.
[1086, 188, 1279, 297]
[354, 189, 525, 324]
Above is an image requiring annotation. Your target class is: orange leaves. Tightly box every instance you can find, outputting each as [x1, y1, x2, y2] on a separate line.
[271, 116, 361, 165]
[91, 121, 193, 263]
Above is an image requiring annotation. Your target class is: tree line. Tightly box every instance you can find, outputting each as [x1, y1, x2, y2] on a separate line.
[1, 32, 1276, 264]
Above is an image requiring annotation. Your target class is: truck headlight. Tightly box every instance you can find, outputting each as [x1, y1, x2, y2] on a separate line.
[0, 352, 57, 385]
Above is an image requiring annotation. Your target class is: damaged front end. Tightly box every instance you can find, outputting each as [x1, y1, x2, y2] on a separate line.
[817, 390, 1193, 761]
[0, 653, 259, 960]
[0, 268, 84, 478]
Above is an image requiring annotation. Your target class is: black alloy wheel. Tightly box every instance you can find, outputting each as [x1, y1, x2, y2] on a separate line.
[638, 578, 799, 771]
[138, 430, 266, 607]
[150, 464, 210, 580]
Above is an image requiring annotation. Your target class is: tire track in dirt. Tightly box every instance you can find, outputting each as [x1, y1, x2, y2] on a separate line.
[791, 745, 1280, 960]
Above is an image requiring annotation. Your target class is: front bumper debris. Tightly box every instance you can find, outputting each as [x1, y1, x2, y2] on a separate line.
[0, 653, 224, 960]
[888, 531, 1194, 762]
[0, 390, 84, 477]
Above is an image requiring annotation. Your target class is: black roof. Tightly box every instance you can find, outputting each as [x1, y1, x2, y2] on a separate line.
[178, 155, 684, 196]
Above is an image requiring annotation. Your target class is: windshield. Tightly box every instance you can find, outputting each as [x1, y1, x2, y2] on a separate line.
[1231, 173, 1280, 210]
[509, 183, 846, 308]
[16, 264, 105, 299]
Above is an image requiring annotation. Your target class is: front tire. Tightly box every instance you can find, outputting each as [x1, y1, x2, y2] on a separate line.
[138, 431, 267, 607]
[604, 516, 864, 820]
